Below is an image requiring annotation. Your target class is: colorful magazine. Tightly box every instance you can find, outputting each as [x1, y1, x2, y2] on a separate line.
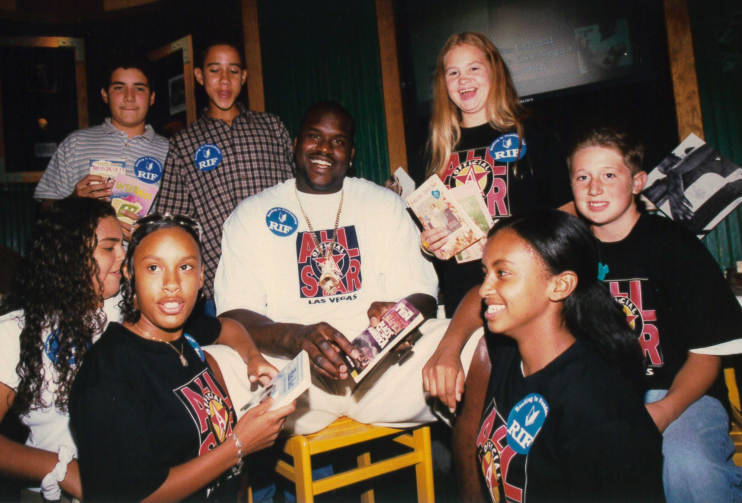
[90, 159, 126, 184]
[342, 299, 424, 383]
[110, 174, 158, 225]
[241, 350, 310, 412]
[450, 183, 494, 263]
[642, 134, 742, 237]
[406, 176, 485, 260]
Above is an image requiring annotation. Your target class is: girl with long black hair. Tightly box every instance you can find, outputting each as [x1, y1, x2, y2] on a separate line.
[452, 210, 664, 502]
[0, 198, 124, 500]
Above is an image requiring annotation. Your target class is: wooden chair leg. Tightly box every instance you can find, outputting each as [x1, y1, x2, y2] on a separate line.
[413, 427, 435, 503]
[357, 451, 375, 503]
[292, 436, 314, 503]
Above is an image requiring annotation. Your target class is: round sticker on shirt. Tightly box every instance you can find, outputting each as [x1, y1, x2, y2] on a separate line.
[184, 334, 205, 362]
[265, 207, 299, 236]
[44, 329, 90, 366]
[506, 393, 549, 455]
[133, 156, 163, 184]
[194, 144, 222, 172]
[488, 134, 527, 163]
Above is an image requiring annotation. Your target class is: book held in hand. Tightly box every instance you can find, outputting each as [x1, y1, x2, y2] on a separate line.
[449, 183, 494, 263]
[90, 159, 126, 183]
[406, 176, 485, 260]
[643, 134, 742, 238]
[110, 173, 159, 225]
[241, 350, 311, 412]
[342, 299, 424, 383]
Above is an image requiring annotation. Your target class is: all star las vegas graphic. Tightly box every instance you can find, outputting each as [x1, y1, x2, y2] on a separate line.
[296, 226, 362, 298]
[175, 369, 236, 455]
[608, 279, 663, 373]
[477, 393, 549, 503]
[440, 135, 526, 219]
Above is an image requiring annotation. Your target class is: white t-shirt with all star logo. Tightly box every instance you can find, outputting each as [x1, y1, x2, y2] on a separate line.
[214, 177, 438, 340]
[0, 295, 121, 462]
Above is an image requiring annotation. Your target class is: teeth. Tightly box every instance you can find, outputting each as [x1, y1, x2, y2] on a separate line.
[487, 305, 505, 314]
[459, 88, 475, 94]
[164, 302, 179, 309]
[312, 159, 331, 166]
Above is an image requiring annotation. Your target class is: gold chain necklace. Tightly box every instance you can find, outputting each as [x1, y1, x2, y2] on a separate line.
[294, 184, 344, 295]
[134, 323, 188, 367]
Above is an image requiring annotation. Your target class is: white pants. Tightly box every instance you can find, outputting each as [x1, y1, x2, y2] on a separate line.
[204, 318, 484, 435]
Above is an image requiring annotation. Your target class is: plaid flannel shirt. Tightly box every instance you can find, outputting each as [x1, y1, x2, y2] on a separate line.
[152, 105, 295, 298]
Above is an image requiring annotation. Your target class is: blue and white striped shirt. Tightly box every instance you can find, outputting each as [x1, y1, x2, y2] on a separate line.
[34, 118, 169, 200]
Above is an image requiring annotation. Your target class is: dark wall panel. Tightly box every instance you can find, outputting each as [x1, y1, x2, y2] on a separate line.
[258, 0, 390, 185]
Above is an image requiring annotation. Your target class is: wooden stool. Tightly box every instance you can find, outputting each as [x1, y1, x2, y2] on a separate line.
[724, 368, 742, 466]
[267, 417, 435, 503]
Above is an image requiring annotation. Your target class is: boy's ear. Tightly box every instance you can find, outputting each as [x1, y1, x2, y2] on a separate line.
[101, 87, 109, 104]
[199, 265, 205, 289]
[149, 91, 155, 107]
[632, 171, 648, 194]
[240, 69, 247, 86]
[549, 271, 578, 302]
[194, 67, 204, 86]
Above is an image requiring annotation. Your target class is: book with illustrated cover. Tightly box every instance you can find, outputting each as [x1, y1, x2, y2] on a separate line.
[406, 176, 485, 260]
[110, 174, 158, 225]
[342, 299, 424, 383]
[90, 159, 126, 184]
[241, 350, 310, 412]
[449, 183, 495, 263]
[642, 134, 742, 238]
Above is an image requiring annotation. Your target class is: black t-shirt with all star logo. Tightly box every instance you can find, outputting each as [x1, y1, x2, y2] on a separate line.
[70, 318, 238, 502]
[476, 339, 664, 503]
[438, 119, 573, 316]
[598, 212, 742, 406]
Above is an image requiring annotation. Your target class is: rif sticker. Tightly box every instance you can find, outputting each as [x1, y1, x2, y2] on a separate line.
[134, 157, 163, 184]
[194, 144, 222, 172]
[184, 334, 205, 362]
[506, 393, 549, 455]
[266, 207, 299, 236]
[489, 134, 527, 163]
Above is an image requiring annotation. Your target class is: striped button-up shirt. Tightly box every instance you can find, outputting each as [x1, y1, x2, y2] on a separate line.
[152, 105, 295, 298]
[34, 118, 169, 200]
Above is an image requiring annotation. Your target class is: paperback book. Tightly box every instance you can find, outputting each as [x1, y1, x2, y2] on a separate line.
[449, 183, 494, 263]
[342, 299, 424, 383]
[90, 159, 126, 183]
[643, 134, 742, 237]
[110, 173, 158, 225]
[406, 176, 485, 260]
[241, 350, 311, 412]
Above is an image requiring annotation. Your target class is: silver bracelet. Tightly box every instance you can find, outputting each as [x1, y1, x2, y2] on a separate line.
[229, 432, 244, 476]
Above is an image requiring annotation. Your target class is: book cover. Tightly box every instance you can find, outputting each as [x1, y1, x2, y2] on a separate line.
[450, 183, 495, 263]
[642, 134, 742, 237]
[241, 350, 310, 412]
[90, 159, 126, 184]
[406, 176, 485, 260]
[110, 174, 159, 225]
[342, 299, 424, 383]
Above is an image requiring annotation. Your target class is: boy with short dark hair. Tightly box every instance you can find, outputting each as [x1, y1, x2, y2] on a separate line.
[569, 127, 742, 502]
[35, 55, 169, 239]
[152, 40, 294, 316]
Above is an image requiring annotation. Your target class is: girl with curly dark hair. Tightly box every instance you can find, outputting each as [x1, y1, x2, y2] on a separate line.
[0, 197, 125, 500]
[70, 214, 294, 502]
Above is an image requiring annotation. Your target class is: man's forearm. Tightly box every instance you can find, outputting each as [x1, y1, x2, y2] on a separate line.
[220, 309, 301, 359]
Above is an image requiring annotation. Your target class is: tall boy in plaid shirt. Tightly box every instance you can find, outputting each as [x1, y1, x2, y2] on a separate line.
[153, 41, 294, 314]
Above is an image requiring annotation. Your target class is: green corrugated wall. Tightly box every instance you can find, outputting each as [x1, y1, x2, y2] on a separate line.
[690, 1, 742, 270]
[257, 0, 390, 185]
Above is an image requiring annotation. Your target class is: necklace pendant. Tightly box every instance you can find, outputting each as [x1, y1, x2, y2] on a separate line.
[319, 269, 340, 295]
[179, 354, 188, 367]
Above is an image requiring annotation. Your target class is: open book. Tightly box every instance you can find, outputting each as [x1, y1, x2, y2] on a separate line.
[110, 174, 159, 225]
[406, 176, 485, 260]
[342, 300, 424, 383]
[241, 350, 311, 412]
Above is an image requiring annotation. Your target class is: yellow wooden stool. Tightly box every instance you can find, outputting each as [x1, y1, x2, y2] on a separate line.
[724, 368, 742, 466]
[267, 417, 435, 503]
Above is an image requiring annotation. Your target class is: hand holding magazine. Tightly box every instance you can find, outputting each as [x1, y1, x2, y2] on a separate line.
[241, 350, 311, 412]
[342, 299, 424, 383]
[406, 176, 485, 259]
